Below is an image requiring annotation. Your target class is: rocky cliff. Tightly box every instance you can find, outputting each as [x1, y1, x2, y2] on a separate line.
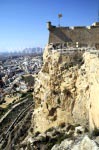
[32, 45, 99, 134]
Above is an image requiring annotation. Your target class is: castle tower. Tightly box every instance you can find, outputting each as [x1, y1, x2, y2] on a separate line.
[47, 22, 52, 31]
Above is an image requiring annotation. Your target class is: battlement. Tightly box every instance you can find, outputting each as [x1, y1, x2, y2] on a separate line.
[71, 26, 86, 29]
[47, 22, 99, 49]
[92, 22, 99, 26]
[47, 22, 56, 31]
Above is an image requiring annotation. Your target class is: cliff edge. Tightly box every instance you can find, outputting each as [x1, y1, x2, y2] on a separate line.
[32, 45, 99, 134]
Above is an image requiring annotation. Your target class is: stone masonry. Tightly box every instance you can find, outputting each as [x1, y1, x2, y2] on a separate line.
[47, 22, 99, 49]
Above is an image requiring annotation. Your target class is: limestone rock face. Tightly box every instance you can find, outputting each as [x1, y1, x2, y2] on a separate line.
[72, 135, 99, 150]
[32, 45, 99, 133]
[51, 135, 99, 150]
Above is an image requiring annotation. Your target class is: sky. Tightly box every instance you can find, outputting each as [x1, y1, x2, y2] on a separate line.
[0, 0, 99, 51]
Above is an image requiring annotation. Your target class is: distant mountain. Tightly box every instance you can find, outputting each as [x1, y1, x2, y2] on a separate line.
[0, 51, 10, 57]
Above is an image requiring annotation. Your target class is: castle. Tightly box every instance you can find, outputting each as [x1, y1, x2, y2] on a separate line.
[47, 22, 99, 49]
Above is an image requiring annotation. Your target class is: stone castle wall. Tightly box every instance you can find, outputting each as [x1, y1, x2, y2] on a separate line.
[48, 22, 99, 48]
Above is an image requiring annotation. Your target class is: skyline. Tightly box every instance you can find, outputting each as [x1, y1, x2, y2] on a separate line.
[0, 0, 99, 51]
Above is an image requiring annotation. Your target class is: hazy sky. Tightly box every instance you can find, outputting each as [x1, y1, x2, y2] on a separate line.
[0, 0, 98, 51]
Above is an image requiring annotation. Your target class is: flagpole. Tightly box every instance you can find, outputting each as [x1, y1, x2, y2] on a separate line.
[97, 0, 99, 22]
[58, 14, 62, 27]
[59, 17, 60, 27]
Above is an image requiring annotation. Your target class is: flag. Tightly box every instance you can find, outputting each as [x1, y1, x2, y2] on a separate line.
[58, 14, 62, 18]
